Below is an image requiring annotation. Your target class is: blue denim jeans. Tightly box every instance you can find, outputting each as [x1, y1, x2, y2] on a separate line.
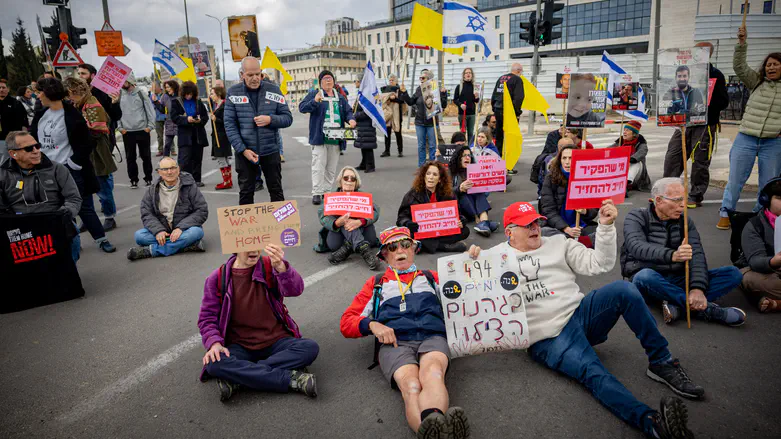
[277, 130, 284, 156]
[96, 174, 116, 218]
[720, 133, 781, 215]
[529, 281, 671, 434]
[458, 193, 491, 222]
[69, 167, 106, 243]
[134, 226, 204, 257]
[632, 266, 744, 309]
[415, 125, 436, 167]
[71, 233, 81, 263]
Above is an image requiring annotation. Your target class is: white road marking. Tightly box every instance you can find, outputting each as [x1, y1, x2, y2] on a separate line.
[58, 263, 352, 424]
[201, 169, 220, 179]
[99, 204, 138, 220]
[294, 136, 311, 146]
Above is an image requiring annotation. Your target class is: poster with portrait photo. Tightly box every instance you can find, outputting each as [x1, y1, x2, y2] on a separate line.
[556, 73, 571, 99]
[656, 47, 709, 127]
[188, 43, 212, 77]
[421, 79, 442, 120]
[228, 15, 261, 61]
[612, 82, 638, 110]
[565, 73, 608, 129]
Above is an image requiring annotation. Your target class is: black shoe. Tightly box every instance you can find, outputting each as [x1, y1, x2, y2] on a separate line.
[695, 302, 747, 327]
[183, 240, 206, 253]
[445, 407, 470, 439]
[647, 397, 693, 439]
[98, 240, 116, 253]
[507, 169, 518, 175]
[144, 179, 152, 187]
[196, 181, 205, 188]
[647, 359, 705, 400]
[102, 218, 117, 231]
[312, 194, 322, 205]
[255, 180, 264, 192]
[417, 411, 448, 439]
[356, 241, 379, 270]
[340, 151, 344, 156]
[380, 151, 390, 157]
[328, 241, 352, 265]
[439, 242, 467, 253]
[398, 152, 404, 157]
[130, 181, 139, 189]
[127, 246, 153, 261]
[290, 370, 317, 397]
[217, 379, 239, 402]
[364, 168, 375, 173]
[356, 164, 366, 171]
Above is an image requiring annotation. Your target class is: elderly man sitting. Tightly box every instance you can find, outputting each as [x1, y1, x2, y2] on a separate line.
[622, 177, 745, 326]
[127, 157, 208, 260]
[340, 226, 470, 439]
[469, 201, 700, 439]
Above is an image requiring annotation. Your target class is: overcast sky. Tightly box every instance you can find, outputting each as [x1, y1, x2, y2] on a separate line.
[1, 0, 384, 80]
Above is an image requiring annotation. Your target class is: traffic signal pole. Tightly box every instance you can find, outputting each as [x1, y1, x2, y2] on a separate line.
[526, 0, 542, 135]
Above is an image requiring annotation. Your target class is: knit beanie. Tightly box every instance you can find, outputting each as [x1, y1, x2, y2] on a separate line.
[319, 70, 335, 83]
[625, 120, 642, 135]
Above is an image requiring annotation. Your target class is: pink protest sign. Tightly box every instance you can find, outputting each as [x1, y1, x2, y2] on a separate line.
[410, 201, 460, 240]
[91, 56, 132, 96]
[466, 158, 507, 194]
[323, 192, 374, 219]
[565, 147, 631, 210]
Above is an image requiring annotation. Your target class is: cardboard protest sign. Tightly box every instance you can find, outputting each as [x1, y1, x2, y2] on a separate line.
[323, 192, 374, 219]
[421, 79, 443, 120]
[612, 82, 639, 111]
[410, 200, 460, 240]
[656, 47, 709, 127]
[90, 56, 132, 96]
[188, 43, 212, 77]
[466, 158, 506, 194]
[565, 146, 631, 210]
[437, 144, 460, 166]
[556, 73, 571, 99]
[566, 73, 608, 129]
[228, 15, 260, 61]
[437, 249, 530, 358]
[94, 30, 124, 57]
[217, 202, 301, 254]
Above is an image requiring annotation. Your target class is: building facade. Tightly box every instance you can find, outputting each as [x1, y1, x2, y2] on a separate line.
[277, 47, 367, 105]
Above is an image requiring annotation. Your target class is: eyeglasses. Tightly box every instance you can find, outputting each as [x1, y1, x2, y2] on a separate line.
[508, 219, 543, 230]
[386, 239, 413, 252]
[158, 166, 179, 172]
[9, 143, 41, 153]
[342, 175, 357, 182]
[660, 196, 685, 204]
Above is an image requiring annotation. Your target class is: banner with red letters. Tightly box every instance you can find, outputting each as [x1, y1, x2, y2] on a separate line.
[466, 157, 507, 194]
[565, 146, 632, 210]
[323, 192, 374, 219]
[411, 201, 460, 240]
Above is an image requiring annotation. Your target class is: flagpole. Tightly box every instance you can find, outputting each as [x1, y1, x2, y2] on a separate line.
[681, 126, 692, 329]
[406, 48, 418, 131]
[574, 128, 587, 227]
[472, 80, 485, 144]
[618, 112, 625, 146]
[204, 76, 222, 152]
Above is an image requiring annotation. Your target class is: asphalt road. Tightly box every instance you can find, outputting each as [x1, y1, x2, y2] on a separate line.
[1, 117, 779, 439]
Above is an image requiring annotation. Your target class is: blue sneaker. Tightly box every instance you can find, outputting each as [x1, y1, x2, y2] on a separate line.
[488, 221, 499, 232]
[98, 239, 116, 253]
[697, 303, 746, 327]
[473, 221, 491, 237]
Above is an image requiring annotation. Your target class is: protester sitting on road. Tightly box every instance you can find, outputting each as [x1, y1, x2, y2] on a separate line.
[199, 244, 319, 401]
[340, 226, 470, 438]
[539, 144, 598, 245]
[127, 157, 208, 260]
[530, 125, 566, 187]
[314, 166, 380, 269]
[469, 200, 701, 439]
[31, 77, 116, 253]
[739, 177, 781, 312]
[170, 81, 209, 188]
[0, 131, 82, 262]
[118, 74, 156, 188]
[209, 85, 233, 190]
[399, 69, 448, 167]
[566, 128, 594, 149]
[534, 135, 575, 198]
[449, 145, 498, 237]
[471, 127, 499, 156]
[622, 177, 746, 326]
[397, 161, 470, 253]
[609, 120, 651, 193]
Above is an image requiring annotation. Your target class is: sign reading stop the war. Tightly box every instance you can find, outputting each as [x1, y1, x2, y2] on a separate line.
[91, 56, 132, 96]
[217, 201, 301, 254]
[323, 192, 374, 219]
[565, 146, 632, 210]
[410, 200, 460, 240]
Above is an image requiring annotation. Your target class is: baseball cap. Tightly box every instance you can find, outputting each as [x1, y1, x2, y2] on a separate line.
[376, 226, 421, 260]
[503, 202, 547, 228]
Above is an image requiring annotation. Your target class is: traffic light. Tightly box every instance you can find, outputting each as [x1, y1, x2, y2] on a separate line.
[519, 11, 537, 46]
[42, 22, 60, 57]
[64, 8, 87, 50]
[540, 0, 564, 46]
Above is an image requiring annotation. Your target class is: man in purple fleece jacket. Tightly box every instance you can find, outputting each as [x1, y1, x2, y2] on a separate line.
[198, 244, 319, 401]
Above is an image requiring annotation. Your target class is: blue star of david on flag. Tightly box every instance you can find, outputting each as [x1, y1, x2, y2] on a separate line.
[466, 15, 485, 32]
[153, 39, 188, 76]
[443, 1, 499, 58]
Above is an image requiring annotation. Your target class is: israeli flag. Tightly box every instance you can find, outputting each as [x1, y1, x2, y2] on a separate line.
[600, 51, 649, 121]
[443, 1, 499, 58]
[358, 61, 388, 137]
[153, 39, 188, 76]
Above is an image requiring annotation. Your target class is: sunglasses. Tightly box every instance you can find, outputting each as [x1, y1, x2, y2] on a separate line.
[342, 175, 357, 182]
[10, 143, 41, 153]
[386, 239, 413, 252]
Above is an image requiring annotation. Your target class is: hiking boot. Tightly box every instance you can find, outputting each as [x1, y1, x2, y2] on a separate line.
[183, 240, 206, 253]
[439, 242, 467, 253]
[127, 245, 153, 261]
[98, 239, 116, 253]
[474, 221, 491, 237]
[696, 303, 746, 327]
[647, 359, 705, 400]
[662, 301, 681, 324]
[716, 216, 730, 230]
[328, 241, 352, 265]
[217, 379, 239, 402]
[102, 218, 117, 232]
[289, 370, 317, 397]
[417, 411, 448, 439]
[445, 406, 471, 439]
[686, 198, 702, 209]
[312, 194, 322, 205]
[646, 397, 693, 439]
[357, 241, 379, 270]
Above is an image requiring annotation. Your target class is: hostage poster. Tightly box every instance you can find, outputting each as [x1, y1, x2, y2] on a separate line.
[228, 15, 261, 61]
[612, 81, 639, 110]
[556, 72, 571, 99]
[420, 79, 443, 120]
[656, 47, 709, 127]
[188, 43, 212, 77]
[565, 73, 608, 129]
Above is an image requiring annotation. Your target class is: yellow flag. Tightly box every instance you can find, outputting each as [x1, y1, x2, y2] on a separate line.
[260, 46, 293, 95]
[502, 85, 523, 171]
[408, 3, 463, 55]
[173, 57, 197, 83]
[521, 76, 550, 123]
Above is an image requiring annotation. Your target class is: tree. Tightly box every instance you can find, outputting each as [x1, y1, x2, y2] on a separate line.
[0, 26, 8, 80]
[7, 18, 44, 91]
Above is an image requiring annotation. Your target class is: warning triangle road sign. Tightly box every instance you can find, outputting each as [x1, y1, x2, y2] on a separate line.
[52, 40, 84, 67]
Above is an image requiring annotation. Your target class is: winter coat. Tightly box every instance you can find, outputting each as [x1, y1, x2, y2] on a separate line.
[0, 153, 81, 220]
[170, 98, 209, 148]
[155, 93, 177, 136]
[139, 172, 208, 235]
[620, 202, 709, 292]
[453, 81, 480, 116]
[314, 188, 381, 253]
[740, 212, 777, 274]
[197, 254, 304, 381]
[397, 188, 464, 234]
[733, 42, 781, 138]
[150, 93, 167, 122]
[91, 87, 122, 127]
[539, 173, 598, 231]
[78, 96, 117, 177]
[707, 63, 729, 125]
[117, 87, 156, 132]
[353, 106, 377, 150]
[400, 86, 448, 127]
[490, 73, 524, 113]
[210, 103, 232, 158]
[0, 96, 30, 142]
[380, 85, 404, 130]
[224, 82, 292, 156]
[299, 89, 354, 146]
[609, 134, 651, 192]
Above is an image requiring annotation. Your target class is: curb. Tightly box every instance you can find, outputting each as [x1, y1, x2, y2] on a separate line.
[709, 178, 759, 193]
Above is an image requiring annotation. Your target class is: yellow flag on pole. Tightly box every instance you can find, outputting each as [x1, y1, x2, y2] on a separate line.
[521, 76, 550, 123]
[260, 46, 293, 95]
[502, 85, 523, 171]
[173, 57, 197, 83]
[408, 3, 463, 55]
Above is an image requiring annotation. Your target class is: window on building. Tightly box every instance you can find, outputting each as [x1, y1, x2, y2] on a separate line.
[377, 33, 380, 44]
[387, 66, 391, 76]
[430, 48, 434, 57]
[381, 49, 384, 62]
[419, 49, 423, 57]
[405, 29, 410, 40]
[396, 65, 401, 76]
[499, 33, 505, 49]
[494, 55, 499, 60]
[390, 48, 394, 60]
[470, 57, 475, 61]
[395, 30, 400, 42]
[459, 58, 463, 63]
[464, 45, 468, 53]
[368, 34, 372, 45]
[495, 16, 500, 29]
[448, 60, 452, 63]
[764, 1, 773, 13]
[741, 3, 750, 14]
[475, 44, 479, 52]
[400, 47, 404, 59]
[386, 31, 391, 43]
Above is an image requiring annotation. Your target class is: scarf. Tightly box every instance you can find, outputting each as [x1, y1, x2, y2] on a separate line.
[621, 136, 639, 155]
[79, 95, 110, 134]
[765, 209, 778, 230]
[429, 189, 437, 203]
[396, 264, 418, 275]
[559, 166, 585, 228]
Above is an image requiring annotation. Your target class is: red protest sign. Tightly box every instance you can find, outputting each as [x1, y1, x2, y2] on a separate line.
[323, 192, 374, 219]
[466, 157, 506, 194]
[411, 200, 460, 240]
[707, 78, 716, 103]
[565, 147, 632, 210]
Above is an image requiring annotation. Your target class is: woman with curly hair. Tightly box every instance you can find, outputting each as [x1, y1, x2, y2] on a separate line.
[396, 160, 470, 253]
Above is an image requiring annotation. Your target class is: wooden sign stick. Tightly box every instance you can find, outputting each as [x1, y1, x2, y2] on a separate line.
[619, 112, 626, 146]
[574, 128, 588, 226]
[203, 77, 222, 151]
[681, 127, 692, 328]
[472, 80, 485, 141]
[741, 0, 750, 28]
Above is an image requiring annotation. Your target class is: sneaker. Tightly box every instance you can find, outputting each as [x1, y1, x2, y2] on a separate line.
[445, 406, 470, 439]
[507, 169, 518, 175]
[696, 302, 746, 327]
[380, 151, 390, 157]
[144, 180, 152, 187]
[356, 164, 366, 171]
[328, 241, 352, 265]
[662, 301, 681, 324]
[102, 218, 117, 231]
[289, 370, 317, 397]
[488, 221, 499, 232]
[217, 379, 239, 402]
[716, 216, 730, 230]
[183, 240, 206, 253]
[98, 240, 116, 253]
[686, 198, 702, 209]
[357, 241, 379, 270]
[439, 242, 467, 253]
[280, 154, 286, 163]
[364, 168, 375, 173]
[211, 156, 217, 160]
[312, 194, 322, 205]
[130, 181, 139, 189]
[398, 152, 404, 158]
[196, 181, 205, 188]
[171, 151, 177, 156]
[255, 180, 264, 192]
[340, 151, 344, 156]
[127, 246, 153, 261]
[417, 411, 448, 439]
[474, 221, 491, 237]
[647, 397, 693, 439]
[647, 359, 705, 400]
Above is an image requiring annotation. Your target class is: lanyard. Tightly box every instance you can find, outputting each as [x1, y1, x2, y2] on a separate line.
[393, 269, 418, 303]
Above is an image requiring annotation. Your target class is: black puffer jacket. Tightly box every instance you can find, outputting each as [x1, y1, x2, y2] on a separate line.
[170, 98, 209, 147]
[539, 174, 598, 231]
[620, 201, 709, 291]
[139, 172, 209, 235]
[400, 86, 447, 127]
[352, 105, 377, 150]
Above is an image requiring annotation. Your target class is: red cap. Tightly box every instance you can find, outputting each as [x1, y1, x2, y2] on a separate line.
[503, 202, 547, 228]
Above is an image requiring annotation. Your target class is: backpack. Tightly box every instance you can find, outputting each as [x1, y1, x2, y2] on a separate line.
[728, 211, 766, 268]
[215, 256, 278, 308]
[367, 270, 439, 370]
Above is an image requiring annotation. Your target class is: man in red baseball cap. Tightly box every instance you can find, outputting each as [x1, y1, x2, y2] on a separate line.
[469, 200, 702, 439]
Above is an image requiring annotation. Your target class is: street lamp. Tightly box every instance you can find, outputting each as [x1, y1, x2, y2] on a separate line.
[206, 14, 227, 80]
